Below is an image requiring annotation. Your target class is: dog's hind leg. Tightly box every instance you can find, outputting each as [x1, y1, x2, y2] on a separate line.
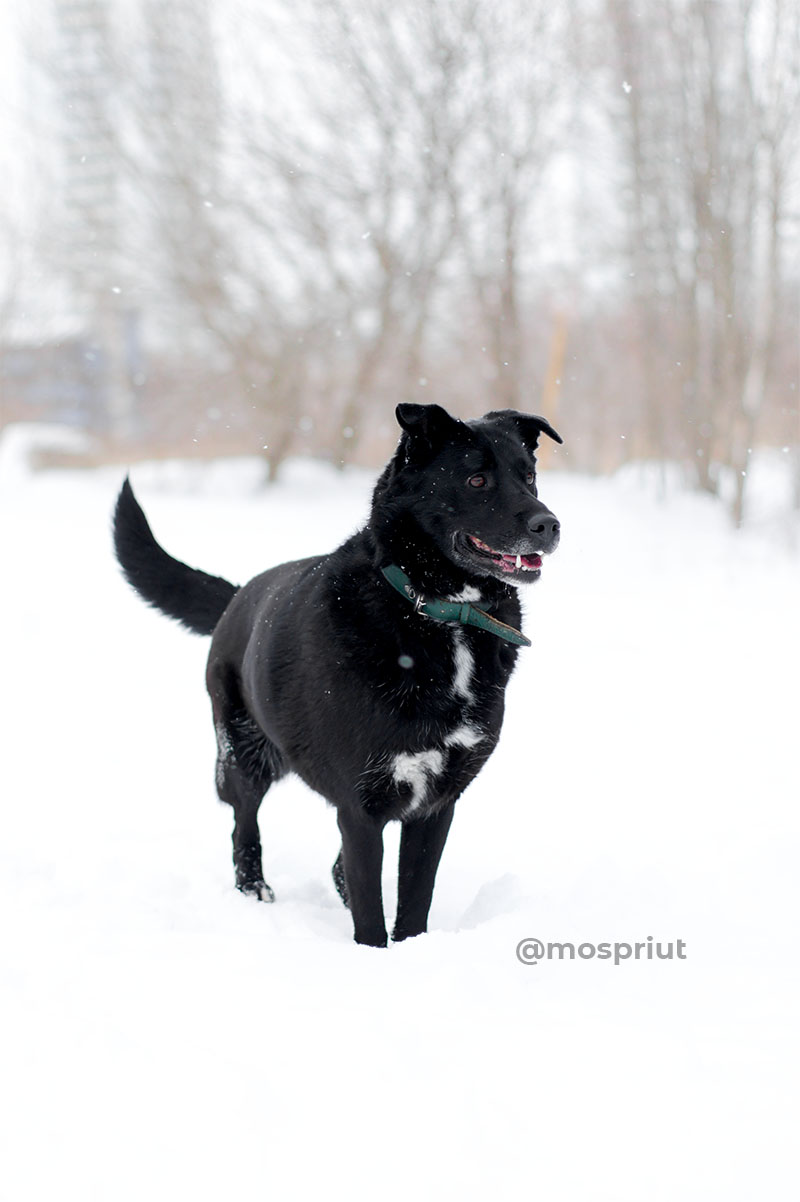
[217, 754, 275, 901]
[210, 670, 284, 901]
[393, 802, 456, 942]
[336, 808, 387, 947]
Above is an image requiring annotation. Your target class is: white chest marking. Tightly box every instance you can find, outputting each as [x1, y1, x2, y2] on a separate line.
[451, 628, 475, 703]
[391, 749, 445, 814]
[389, 726, 484, 816]
[389, 607, 482, 814]
[447, 587, 482, 604]
[444, 723, 483, 749]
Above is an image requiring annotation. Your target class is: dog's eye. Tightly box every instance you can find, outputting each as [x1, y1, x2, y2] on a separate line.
[467, 474, 487, 488]
[525, 471, 534, 485]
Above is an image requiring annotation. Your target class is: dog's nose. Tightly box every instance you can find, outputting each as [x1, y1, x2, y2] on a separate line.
[527, 511, 560, 552]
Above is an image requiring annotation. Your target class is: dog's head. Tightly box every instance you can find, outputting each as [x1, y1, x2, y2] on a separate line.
[377, 402, 562, 585]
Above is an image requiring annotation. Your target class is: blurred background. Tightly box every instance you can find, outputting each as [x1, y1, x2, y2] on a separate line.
[0, 0, 798, 525]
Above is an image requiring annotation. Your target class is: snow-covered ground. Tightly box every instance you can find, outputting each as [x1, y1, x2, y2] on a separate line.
[2, 430, 798, 1201]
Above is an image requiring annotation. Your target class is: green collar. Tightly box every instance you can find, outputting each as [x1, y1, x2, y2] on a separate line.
[380, 564, 531, 648]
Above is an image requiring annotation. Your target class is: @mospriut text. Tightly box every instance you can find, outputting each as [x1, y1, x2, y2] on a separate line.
[516, 937, 687, 966]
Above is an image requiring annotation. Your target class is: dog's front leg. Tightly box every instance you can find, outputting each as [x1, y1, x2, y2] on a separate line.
[393, 802, 456, 943]
[336, 808, 387, 947]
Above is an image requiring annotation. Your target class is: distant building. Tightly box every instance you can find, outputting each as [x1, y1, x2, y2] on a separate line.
[0, 313, 143, 430]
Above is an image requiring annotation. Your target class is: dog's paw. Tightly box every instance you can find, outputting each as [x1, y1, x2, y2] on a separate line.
[237, 880, 275, 903]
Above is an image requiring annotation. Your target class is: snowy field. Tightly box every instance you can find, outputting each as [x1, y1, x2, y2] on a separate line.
[1, 427, 799, 1201]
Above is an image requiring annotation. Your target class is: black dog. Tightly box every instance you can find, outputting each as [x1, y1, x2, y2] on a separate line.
[113, 403, 561, 946]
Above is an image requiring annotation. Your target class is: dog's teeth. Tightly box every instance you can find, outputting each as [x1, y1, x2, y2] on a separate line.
[516, 554, 522, 569]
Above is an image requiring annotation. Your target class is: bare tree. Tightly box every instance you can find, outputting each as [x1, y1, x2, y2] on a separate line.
[607, 0, 800, 523]
[230, 0, 486, 462]
[447, 2, 566, 411]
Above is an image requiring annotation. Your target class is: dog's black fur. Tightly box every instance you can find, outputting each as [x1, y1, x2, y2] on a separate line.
[113, 403, 561, 946]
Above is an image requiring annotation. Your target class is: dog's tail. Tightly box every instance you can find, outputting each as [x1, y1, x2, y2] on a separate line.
[113, 478, 238, 636]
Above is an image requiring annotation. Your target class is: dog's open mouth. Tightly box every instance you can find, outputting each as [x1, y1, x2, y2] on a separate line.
[467, 535, 543, 574]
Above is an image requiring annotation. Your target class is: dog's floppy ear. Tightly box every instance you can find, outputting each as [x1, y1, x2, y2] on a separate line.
[515, 413, 563, 448]
[395, 403, 460, 450]
[484, 409, 563, 450]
